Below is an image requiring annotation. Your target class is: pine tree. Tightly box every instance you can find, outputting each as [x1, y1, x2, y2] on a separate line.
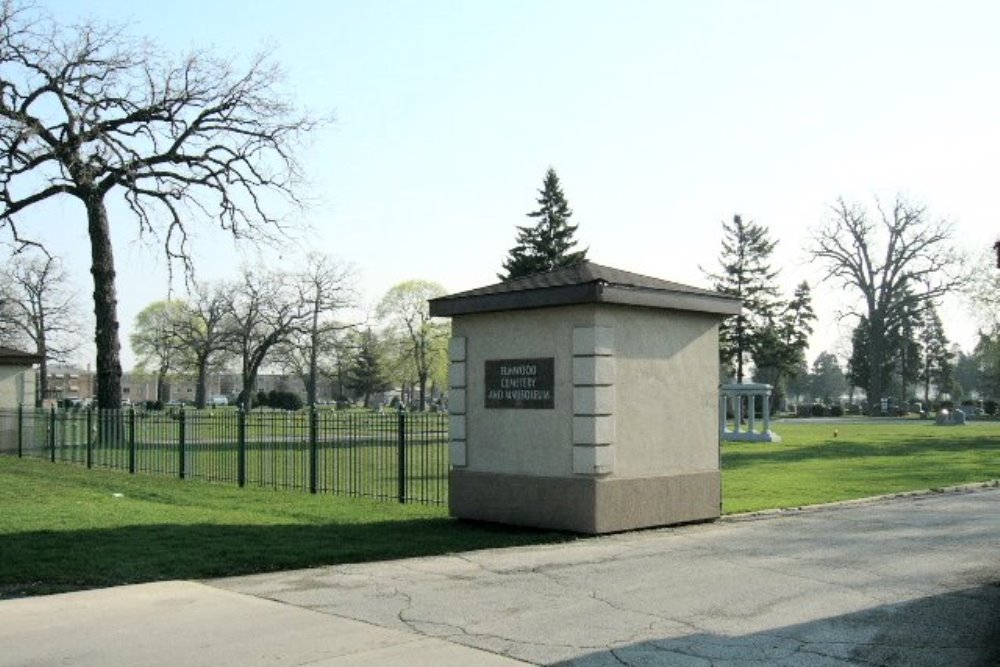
[809, 352, 848, 405]
[918, 305, 953, 403]
[703, 215, 781, 383]
[753, 281, 816, 406]
[500, 168, 587, 280]
[848, 302, 920, 413]
[346, 329, 390, 408]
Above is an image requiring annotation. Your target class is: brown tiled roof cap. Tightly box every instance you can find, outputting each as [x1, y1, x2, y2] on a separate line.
[429, 261, 741, 317]
[0, 346, 44, 364]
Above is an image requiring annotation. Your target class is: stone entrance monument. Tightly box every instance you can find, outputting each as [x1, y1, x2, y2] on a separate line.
[428, 262, 741, 534]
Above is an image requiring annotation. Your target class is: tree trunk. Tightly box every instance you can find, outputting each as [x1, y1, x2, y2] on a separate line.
[194, 354, 209, 408]
[156, 364, 169, 404]
[85, 196, 123, 409]
[867, 320, 886, 415]
[307, 295, 319, 407]
[36, 352, 47, 407]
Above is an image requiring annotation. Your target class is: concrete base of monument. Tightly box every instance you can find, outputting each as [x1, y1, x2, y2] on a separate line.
[449, 469, 721, 534]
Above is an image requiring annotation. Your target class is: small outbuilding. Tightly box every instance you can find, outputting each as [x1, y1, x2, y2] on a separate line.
[429, 262, 740, 534]
[0, 345, 42, 409]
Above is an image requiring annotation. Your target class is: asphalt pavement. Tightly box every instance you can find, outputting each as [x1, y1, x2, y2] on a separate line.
[2, 486, 998, 666]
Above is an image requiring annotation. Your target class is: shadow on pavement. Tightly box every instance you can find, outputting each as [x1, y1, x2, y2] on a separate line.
[554, 582, 1000, 667]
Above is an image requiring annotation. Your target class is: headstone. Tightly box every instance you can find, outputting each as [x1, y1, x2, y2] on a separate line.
[935, 409, 951, 425]
[953, 408, 967, 425]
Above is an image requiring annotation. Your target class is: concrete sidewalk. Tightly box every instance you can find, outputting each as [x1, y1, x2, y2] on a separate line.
[0, 581, 529, 666]
[2, 487, 998, 666]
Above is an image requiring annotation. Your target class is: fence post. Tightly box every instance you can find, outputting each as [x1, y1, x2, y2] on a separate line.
[237, 409, 246, 488]
[128, 407, 136, 474]
[86, 407, 92, 469]
[309, 406, 318, 494]
[178, 408, 186, 480]
[397, 406, 406, 504]
[16, 403, 23, 458]
[49, 406, 56, 462]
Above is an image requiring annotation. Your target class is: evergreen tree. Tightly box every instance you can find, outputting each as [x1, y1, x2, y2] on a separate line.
[918, 304, 954, 403]
[847, 317, 890, 403]
[809, 352, 848, 405]
[346, 329, 390, 408]
[973, 332, 1000, 399]
[752, 282, 815, 408]
[500, 168, 587, 280]
[848, 300, 921, 412]
[892, 297, 922, 405]
[703, 214, 781, 382]
[952, 347, 979, 401]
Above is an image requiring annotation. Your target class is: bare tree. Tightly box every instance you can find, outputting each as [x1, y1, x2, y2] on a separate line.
[376, 280, 449, 411]
[0, 251, 84, 405]
[223, 268, 309, 409]
[0, 1, 323, 407]
[810, 197, 965, 412]
[285, 253, 356, 406]
[170, 283, 233, 408]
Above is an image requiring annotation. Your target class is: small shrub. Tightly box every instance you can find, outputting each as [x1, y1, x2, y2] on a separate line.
[811, 403, 827, 417]
[829, 405, 844, 417]
[985, 400, 998, 416]
[266, 390, 303, 411]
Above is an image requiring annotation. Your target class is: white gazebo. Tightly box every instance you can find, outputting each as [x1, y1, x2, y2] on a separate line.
[720, 383, 781, 442]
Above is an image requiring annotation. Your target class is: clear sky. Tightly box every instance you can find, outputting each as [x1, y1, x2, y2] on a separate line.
[19, 0, 1000, 369]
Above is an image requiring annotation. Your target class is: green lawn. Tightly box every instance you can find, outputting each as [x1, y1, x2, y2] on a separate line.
[722, 420, 1000, 513]
[2, 419, 998, 599]
[0, 457, 570, 599]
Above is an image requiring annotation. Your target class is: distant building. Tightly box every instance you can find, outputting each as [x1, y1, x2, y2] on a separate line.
[35, 365, 336, 407]
[46, 365, 96, 402]
[0, 346, 43, 408]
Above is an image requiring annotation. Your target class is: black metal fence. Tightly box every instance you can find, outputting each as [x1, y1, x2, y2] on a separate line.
[0, 407, 450, 505]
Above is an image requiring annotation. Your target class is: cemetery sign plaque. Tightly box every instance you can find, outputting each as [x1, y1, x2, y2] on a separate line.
[485, 358, 554, 409]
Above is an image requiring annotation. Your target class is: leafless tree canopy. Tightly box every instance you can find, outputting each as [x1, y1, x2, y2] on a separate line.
[0, 249, 84, 405]
[0, 1, 320, 257]
[222, 268, 311, 409]
[0, 0, 326, 406]
[811, 196, 966, 408]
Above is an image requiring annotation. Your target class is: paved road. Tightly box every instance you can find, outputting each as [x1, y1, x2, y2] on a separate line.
[215, 487, 1000, 666]
[1, 487, 996, 666]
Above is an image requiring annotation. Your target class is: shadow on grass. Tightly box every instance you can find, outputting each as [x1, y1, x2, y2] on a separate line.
[0, 519, 575, 599]
[722, 435, 1000, 470]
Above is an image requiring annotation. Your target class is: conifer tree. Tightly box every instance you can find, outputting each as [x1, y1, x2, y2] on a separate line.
[347, 328, 390, 409]
[703, 215, 781, 382]
[500, 168, 587, 280]
[918, 304, 954, 403]
[753, 281, 816, 406]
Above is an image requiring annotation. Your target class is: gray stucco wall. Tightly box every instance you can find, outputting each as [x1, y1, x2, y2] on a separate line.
[453, 303, 721, 480]
[597, 307, 720, 477]
[0, 365, 34, 409]
[454, 304, 592, 477]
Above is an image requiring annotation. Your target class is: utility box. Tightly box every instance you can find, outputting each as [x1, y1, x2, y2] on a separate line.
[429, 262, 740, 534]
